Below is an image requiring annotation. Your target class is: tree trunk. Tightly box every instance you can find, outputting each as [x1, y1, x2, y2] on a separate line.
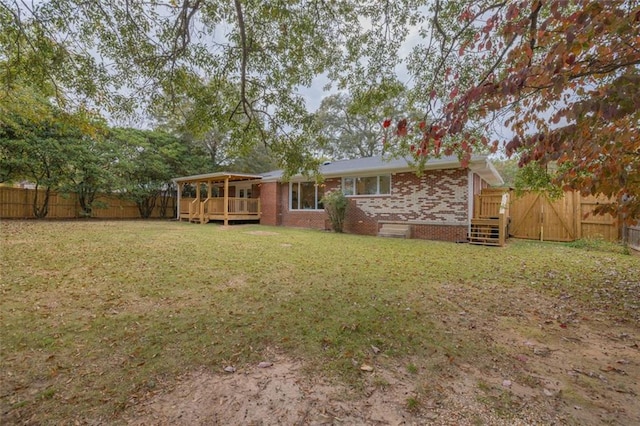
[136, 196, 157, 218]
[32, 184, 50, 219]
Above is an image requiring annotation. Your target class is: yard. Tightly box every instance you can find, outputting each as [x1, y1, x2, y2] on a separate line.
[1, 220, 639, 425]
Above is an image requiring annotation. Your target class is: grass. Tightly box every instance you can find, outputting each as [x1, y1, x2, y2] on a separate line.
[1, 220, 639, 424]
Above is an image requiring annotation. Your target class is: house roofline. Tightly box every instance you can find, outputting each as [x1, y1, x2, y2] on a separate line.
[260, 155, 503, 185]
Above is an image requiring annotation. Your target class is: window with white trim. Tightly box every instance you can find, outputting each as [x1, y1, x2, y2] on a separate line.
[290, 182, 324, 210]
[342, 175, 391, 196]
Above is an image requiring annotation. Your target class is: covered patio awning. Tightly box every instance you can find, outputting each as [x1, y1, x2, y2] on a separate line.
[173, 172, 263, 225]
[173, 172, 263, 185]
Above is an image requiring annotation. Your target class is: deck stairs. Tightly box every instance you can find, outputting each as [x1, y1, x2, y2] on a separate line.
[378, 223, 411, 239]
[469, 188, 510, 247]
[469, 219, 502, 246]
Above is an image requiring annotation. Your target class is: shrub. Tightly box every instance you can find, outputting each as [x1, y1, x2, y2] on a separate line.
[321, 190, 348, 233]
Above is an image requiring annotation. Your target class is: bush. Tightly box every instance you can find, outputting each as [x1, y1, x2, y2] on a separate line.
[321, 190, 348, 233]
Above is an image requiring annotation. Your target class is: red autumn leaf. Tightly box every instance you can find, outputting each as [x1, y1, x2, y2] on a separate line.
[396, 119, 407, 137]
[382, 118, 392, 128]
[434, 139, 441, 155]
[418, 121, 426, 130]
[427, 1, 640, 222]
[565, 53, 575, 65]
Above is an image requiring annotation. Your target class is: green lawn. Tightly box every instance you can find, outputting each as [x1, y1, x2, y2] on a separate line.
[1, 220, 639, 424]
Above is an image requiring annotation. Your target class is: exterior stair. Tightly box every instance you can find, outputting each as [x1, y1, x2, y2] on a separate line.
[378, 223, 411, 239]
[469, 218, 502, 246]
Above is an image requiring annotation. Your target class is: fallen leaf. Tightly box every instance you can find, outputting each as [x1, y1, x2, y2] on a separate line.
[360, 364, 374, 372]
[258, 361, 273, 368]
[223, 366, 236, 373]
[371, 345, 381, 355]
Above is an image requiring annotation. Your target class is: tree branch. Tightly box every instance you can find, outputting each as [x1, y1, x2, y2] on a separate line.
[234, 0, 250, 119]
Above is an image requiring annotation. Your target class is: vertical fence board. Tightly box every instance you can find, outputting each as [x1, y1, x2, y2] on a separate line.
[509, 190, 620, 242]
[626, 225, 640, 251]
[0, 187, 176, 219]
[579, 195, 619, 241]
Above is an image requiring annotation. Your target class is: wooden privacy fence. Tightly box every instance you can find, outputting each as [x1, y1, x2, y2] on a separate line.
[625, 225, 640, 251]
[509, 191, 620, 242]
[0, 187, 175, 219]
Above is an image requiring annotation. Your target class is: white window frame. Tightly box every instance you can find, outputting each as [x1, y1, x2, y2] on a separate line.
[289, 181, 324, 211]
[342, 174, 391, 197]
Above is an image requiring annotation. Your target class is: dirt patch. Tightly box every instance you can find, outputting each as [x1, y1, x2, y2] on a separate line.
[122, 281, 640, 426]
[124, 356, 563, 425]
[125, 358, 411, 425]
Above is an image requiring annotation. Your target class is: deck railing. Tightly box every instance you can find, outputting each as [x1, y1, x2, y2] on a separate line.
[228, 198, 260, 214]
[202, 197, 259, 214]
[181, 197, 260, 217]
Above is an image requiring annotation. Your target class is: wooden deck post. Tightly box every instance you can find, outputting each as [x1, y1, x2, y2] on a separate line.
[223, 176, 229, 226]
[198, 182, 205, 224]
[176, 182, 181, 220]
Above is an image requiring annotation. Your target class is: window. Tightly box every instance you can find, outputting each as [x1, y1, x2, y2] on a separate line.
[290, 182, 324, 210]
[342, 175, 391, 196]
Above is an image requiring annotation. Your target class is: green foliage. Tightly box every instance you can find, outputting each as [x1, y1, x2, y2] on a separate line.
[315, 80, 413, 160]
[0, 83, 105, 217]
[0, 1, 423, 177]
[109, 128, 207, 218]
[513, 162, 563, 199]
[321, 190, 348, 233]
[490, 158, 519, 188]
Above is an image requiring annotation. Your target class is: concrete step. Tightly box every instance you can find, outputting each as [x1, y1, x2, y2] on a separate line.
[378, 224, 411, 239]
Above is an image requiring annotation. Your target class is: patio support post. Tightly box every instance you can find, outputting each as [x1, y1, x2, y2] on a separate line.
[224, 176, 229, 226]
[176, 181, 181, 220]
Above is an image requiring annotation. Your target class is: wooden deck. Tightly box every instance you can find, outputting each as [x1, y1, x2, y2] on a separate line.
[173, 172, 263, 226]
[179, 197, 261, 224]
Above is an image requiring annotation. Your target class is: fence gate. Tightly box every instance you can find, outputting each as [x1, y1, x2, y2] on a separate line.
[509, 192, 577, 241]
[509, 191, 620, 242]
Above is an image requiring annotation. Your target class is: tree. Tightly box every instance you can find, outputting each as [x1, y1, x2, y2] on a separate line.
[397, 0, 640, 220]
[0, 83, 85, 217]
[314, 81, 411, 159]
[111, 128, 207, 218]
[60, 129, 121, 217]
[227, 144, 278, 174]
[1, 1, 418, 177]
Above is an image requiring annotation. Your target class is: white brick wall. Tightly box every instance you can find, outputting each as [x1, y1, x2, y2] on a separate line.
[352, 170, 468, 224]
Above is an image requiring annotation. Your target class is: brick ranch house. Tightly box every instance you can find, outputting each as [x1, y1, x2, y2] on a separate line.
[174, 154, 503, 242]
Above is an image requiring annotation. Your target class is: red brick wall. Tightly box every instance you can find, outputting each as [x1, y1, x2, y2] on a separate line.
[266, 169, 473, 242]
[259, 182, 279, 226]
[410, 224, 468, 241]
[276, 180, 339, 230]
